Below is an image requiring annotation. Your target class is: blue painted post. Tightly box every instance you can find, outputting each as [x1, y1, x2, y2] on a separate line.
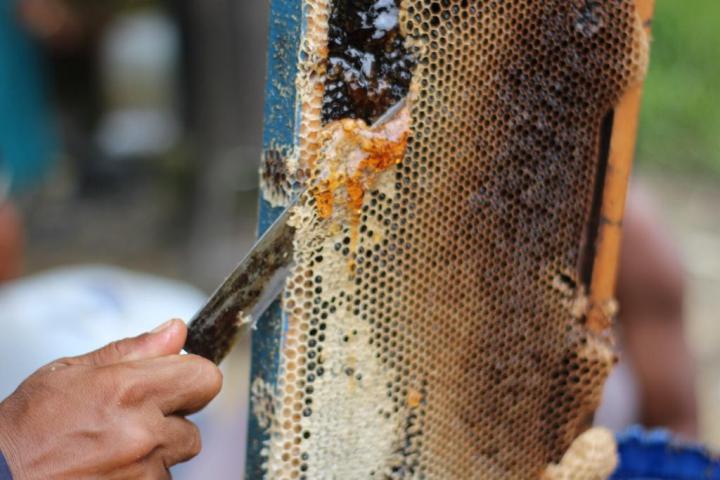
[245, 1, 302, 477]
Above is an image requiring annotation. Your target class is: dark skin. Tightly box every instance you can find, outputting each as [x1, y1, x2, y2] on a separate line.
[617, 185, 698, 438]
[0, 320, 222, 479]
[17, 0, 128, 50]
[0, 203, 23, 283]
[17, 0, 86, 50]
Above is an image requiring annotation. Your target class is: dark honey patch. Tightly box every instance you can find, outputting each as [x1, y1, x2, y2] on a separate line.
[323, 0, 416, 124]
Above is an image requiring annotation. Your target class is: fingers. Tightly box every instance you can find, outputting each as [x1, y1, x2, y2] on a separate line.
[156, 416, 203, 468]
[105, 460, 170, 480]
[116, 355, 223, 416]
[69, 320, 188, 366]
[127, 418, 199, 478]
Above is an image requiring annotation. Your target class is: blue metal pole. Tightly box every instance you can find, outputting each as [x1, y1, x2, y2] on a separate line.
[245, 1, 302, 477]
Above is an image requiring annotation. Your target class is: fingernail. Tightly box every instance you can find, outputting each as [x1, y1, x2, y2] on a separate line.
[151, 319, 175, 333]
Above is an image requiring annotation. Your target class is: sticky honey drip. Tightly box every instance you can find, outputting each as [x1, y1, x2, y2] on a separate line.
[311, 107, 409, 233]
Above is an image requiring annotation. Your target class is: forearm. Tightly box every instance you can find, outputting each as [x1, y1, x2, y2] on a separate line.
[624, 316, 698, 438]
[618, 184, 698, 437]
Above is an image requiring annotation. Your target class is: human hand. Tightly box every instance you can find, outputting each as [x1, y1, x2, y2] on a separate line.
[0, 319, 222, 479]
[0, 202, 23, 283]
[17, 0, 84, 49]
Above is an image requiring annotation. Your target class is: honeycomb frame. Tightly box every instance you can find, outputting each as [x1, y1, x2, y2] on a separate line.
[251, 0, 655, 478]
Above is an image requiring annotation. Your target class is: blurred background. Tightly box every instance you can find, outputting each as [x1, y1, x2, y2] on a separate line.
[633, 0, 720, 447]
[0, 0, 718, 477]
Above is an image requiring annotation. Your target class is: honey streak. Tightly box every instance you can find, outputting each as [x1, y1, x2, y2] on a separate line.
[311, 106, 410, 223]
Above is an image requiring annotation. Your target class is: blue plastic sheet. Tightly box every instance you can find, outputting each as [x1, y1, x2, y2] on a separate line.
[614, 426, 720, 480]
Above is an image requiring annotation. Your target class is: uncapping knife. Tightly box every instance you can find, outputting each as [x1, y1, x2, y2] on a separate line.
[184, 202, 298, 364]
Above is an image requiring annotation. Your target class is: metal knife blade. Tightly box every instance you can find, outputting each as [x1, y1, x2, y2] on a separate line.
[184, 202, 298, 364]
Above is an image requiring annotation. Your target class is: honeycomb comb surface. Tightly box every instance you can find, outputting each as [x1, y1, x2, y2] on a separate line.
[256, 0, 649, 478]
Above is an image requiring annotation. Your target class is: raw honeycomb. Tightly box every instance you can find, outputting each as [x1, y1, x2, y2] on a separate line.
[542, 428, 618, 480]
[256, 0, 649, 478]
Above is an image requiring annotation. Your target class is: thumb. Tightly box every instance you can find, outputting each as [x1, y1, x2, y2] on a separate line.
[71, 319, 187, 366]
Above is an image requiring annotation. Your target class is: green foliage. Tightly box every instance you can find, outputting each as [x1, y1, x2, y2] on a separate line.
[637, 0, 720, 174]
